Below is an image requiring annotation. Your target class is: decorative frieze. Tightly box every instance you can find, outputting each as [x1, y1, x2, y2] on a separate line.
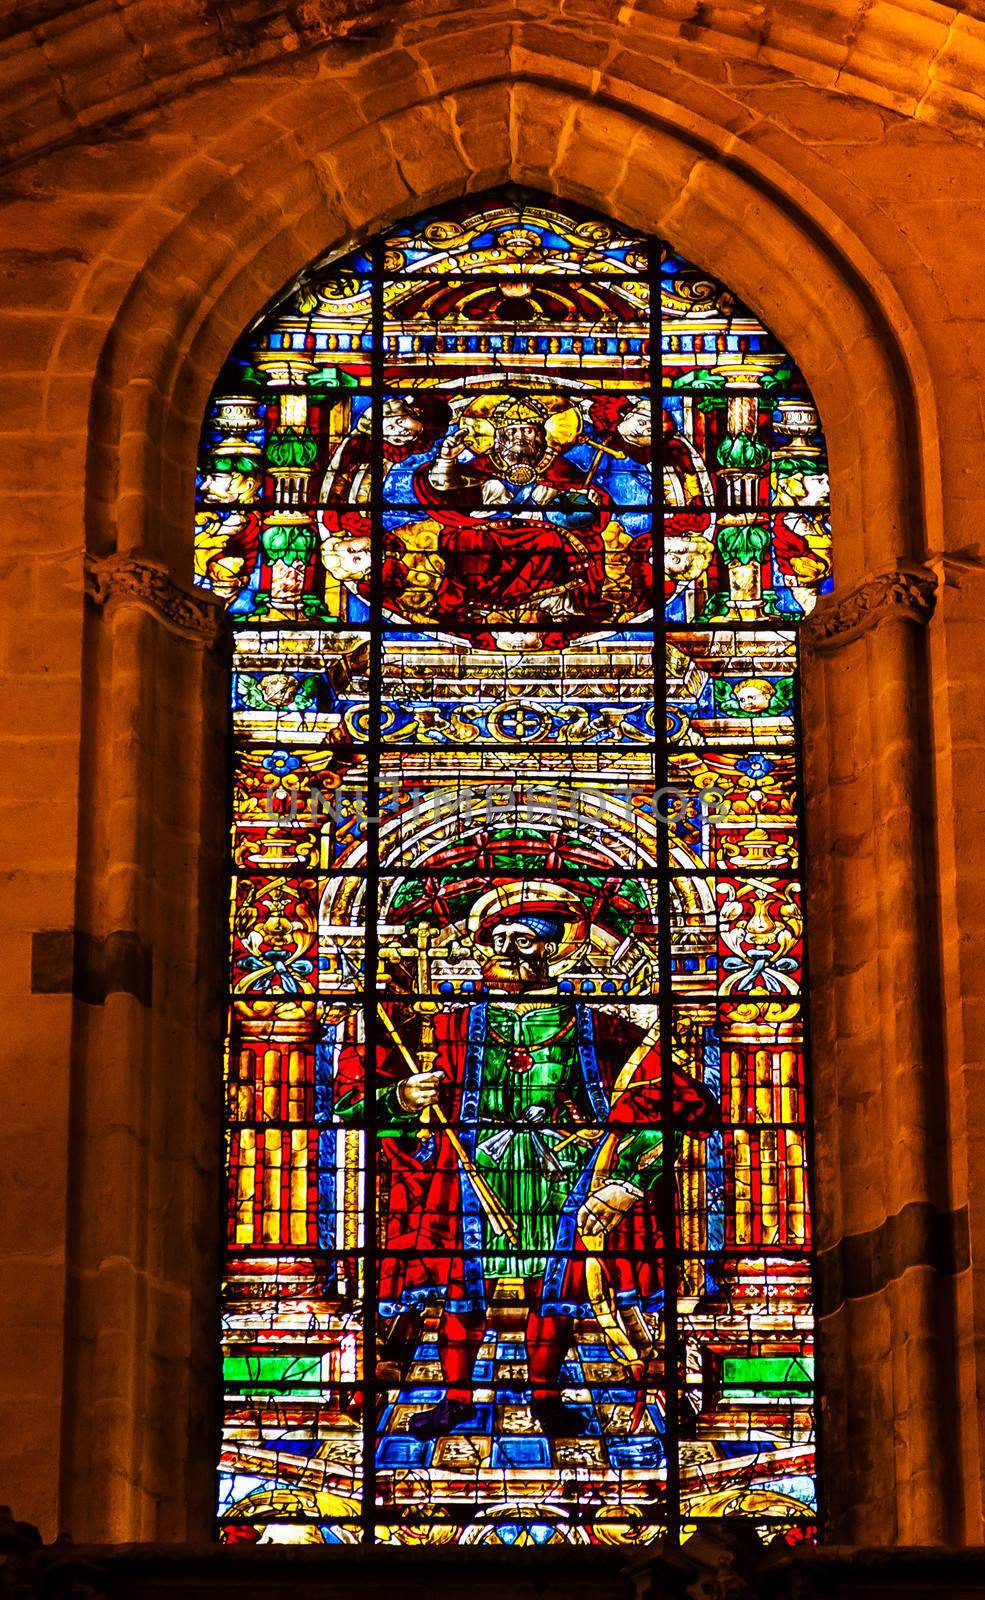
[84, 555, 227, 645]
[803, 565, 937, 652]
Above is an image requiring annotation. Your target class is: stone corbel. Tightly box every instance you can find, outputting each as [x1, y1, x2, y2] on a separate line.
[802, 564, 937, 653]
[83, 554, 228, 646]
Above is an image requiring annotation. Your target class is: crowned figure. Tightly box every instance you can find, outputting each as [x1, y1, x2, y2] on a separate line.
[409, 393, 614, 640]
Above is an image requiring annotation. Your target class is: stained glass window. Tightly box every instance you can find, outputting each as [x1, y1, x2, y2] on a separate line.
[196, 190, 830, 1549]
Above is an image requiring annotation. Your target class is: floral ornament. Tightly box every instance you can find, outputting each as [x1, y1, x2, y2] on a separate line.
[234, 881, 316, 995]
[760, 366, 794, 394]
[236, 947, 314, 994]
[261, 519, 317, 566]
[259, 749, 304, 816]
[268, 429, 318, 469]
[736, 753, 774, 780]
[263, 750, 301, 775]
[670, 367, 728, 415]
[716, 518, 772, 566]
[308, 365, 360, 391]
[209, 451, 261, 476]
[716, 432, 770, 471]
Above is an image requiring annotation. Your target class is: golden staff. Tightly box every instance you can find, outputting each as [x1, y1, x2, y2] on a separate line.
[581, 438, 626, 490]
[578, 1019, 663, 1429]
[376, 1001, 519, 1247]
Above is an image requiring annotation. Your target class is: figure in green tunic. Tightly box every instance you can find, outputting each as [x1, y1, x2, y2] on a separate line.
[335, 880, 718, 1440]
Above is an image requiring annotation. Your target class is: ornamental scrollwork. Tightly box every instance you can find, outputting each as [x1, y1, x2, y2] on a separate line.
[803, 564, 937, 652]
[84, 555, 227, 645]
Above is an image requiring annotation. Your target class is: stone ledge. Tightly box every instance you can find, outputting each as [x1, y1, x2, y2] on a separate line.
[4, 1521, 985, 1600]
[815, 1200, 971, 1314]
[30, 928, 153, 1005]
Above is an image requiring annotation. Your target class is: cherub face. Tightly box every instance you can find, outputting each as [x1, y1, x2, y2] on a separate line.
[323, 536, 372, 583]
[736, 679, 773, 713]
[665, 534, 714, 584]
[258, 672, 298, 708]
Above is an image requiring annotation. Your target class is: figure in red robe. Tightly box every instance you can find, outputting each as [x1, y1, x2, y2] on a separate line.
[410, 395, 613, 641]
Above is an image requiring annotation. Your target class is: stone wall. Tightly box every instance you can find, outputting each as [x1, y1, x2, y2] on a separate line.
[1, 0, 984, 1553]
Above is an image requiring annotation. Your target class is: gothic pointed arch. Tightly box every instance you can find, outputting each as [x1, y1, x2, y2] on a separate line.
[56, 79, 965, 1552]
[197, 189, 830, 1546]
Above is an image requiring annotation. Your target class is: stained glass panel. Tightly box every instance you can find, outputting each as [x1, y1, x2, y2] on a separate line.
[198, 190, 827, 1547]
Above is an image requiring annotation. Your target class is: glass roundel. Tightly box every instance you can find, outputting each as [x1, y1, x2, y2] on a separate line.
[196, 190, 829, 1548]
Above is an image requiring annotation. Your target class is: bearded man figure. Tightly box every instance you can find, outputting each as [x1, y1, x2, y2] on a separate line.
[411, 395, 612, 639]
[334, 883, 718, 1442]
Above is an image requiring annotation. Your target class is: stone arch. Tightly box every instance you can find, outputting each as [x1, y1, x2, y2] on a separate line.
[76, 77, 942, 574]
[6, 1, 985, 170]
[65, 72, 967, 1550]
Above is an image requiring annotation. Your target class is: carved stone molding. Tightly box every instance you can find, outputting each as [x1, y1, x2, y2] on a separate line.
[803, 564, 938, 653]
[816, 1200, 970, 1316]
[292, 0, 399, 44]
[84, 555, 227, 646]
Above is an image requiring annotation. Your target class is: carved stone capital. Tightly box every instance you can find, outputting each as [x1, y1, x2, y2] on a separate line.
[84, 555, 227, 645]
[803, 564, 937, 653]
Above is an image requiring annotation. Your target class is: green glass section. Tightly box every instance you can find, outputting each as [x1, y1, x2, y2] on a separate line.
[722, 1355, 814, 1397]
[223, 1354, 324, 1391]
